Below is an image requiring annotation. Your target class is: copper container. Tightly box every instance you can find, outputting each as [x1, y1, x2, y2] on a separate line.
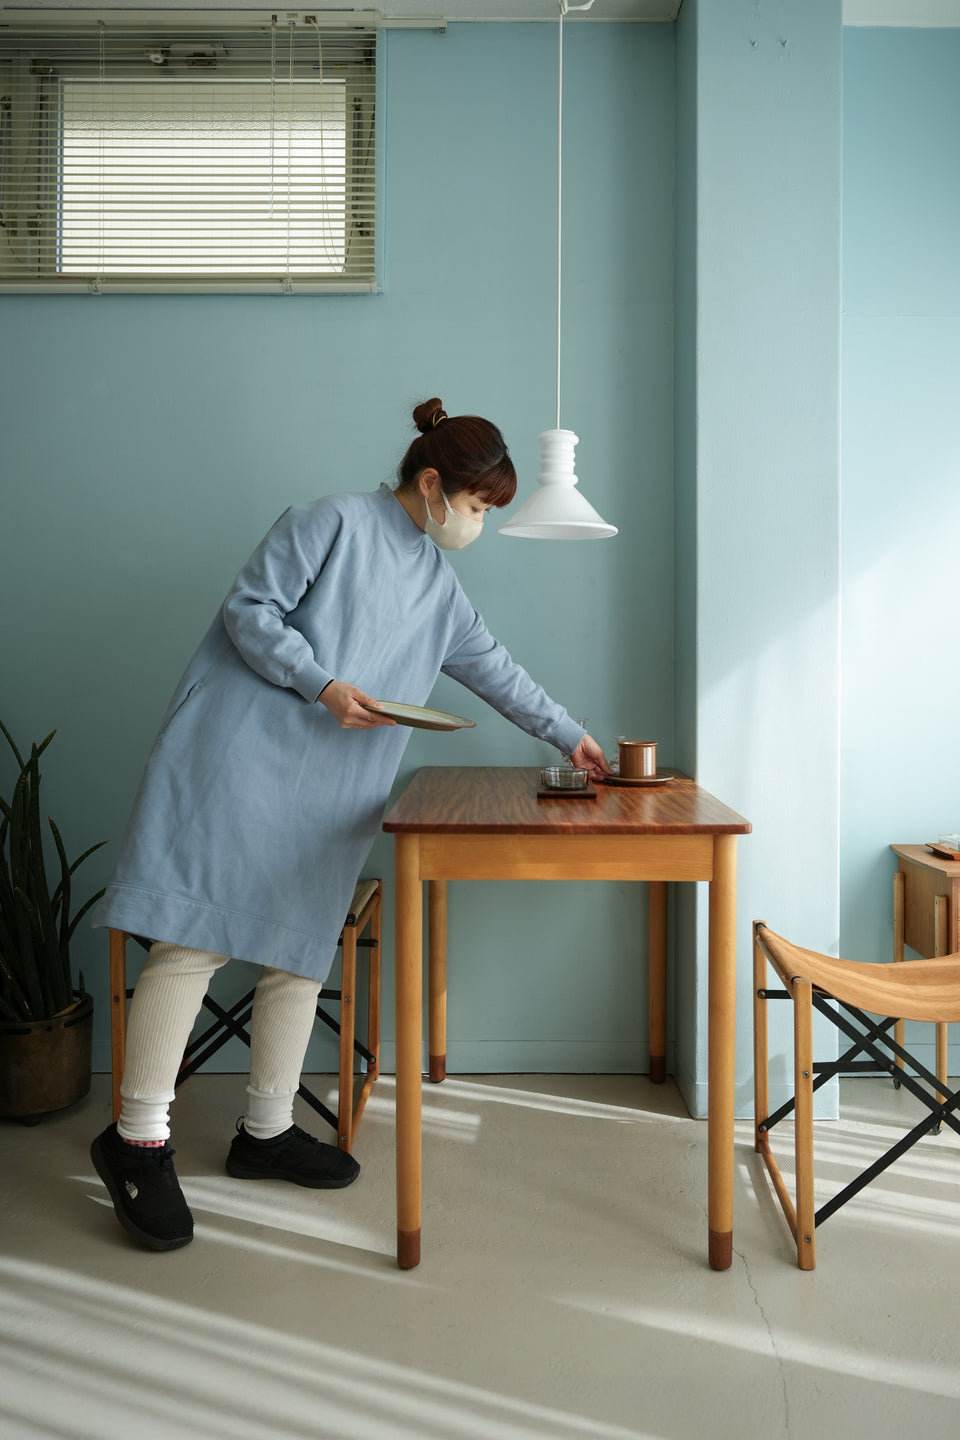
[618, 740, 657, 779]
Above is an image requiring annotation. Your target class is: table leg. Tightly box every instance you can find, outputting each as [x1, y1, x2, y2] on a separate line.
[708, 834, 737, 1271]
[109, 929, 128, 1124]
[648, 882, 667, 1083]
[337, 918, 358, 1152]
[935, 893, 949, 1099]
[893, 869, 905, 1071]
[395, 834, 422, 1269]
[428, 880, 447, 1083]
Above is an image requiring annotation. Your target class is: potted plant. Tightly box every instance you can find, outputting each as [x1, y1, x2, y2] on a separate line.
[0, 719, 106, 1121]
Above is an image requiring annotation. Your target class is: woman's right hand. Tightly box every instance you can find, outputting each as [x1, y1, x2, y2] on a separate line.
[570, 733, 612, 782]
[316, 681, 397, 730]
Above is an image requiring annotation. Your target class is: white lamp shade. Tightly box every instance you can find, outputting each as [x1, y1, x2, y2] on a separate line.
[497, 429, 617, 540]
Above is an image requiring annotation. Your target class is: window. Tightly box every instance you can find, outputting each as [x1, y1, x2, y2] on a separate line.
[0, 9, 379, 292]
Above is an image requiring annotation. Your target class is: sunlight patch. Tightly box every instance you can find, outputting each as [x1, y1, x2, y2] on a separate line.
[0, 1258, 663, 1440]
[422, 1077, 687, 1125]
[560, 1294, 960, 1400]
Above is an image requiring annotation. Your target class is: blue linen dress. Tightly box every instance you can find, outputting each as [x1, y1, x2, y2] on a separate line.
[93, 484, 585, 983]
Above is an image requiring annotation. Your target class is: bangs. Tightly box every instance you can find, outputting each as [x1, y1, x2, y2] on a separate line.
[470, 460, 517, 509]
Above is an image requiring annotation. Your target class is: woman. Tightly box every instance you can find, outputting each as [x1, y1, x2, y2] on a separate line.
[90, 398, 610, 1251]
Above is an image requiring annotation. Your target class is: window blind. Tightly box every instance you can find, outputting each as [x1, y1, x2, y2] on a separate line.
[0, 9, 379, 292]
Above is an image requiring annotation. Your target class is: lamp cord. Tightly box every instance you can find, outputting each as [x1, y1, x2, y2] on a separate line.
[556, 5, 563, 431]
[555, 0, 595, 431]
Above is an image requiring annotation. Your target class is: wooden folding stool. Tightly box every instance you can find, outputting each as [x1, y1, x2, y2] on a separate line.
[109, 878, 382, 1154]
[753, 919, 960, 1269]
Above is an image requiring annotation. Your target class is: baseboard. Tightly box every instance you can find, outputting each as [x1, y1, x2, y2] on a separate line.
[673, 1054, 841, 1122]
[93, 1038, 662, 1078]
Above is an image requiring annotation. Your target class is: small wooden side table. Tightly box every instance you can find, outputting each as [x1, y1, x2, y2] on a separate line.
[889, 844, 960, 1092]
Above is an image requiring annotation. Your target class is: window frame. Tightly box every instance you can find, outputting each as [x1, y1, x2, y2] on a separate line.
[0, 8, 382, 295]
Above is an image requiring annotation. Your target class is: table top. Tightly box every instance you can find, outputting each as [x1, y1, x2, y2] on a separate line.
[383, 766, 751, 837]
[891, 843, 960, 875]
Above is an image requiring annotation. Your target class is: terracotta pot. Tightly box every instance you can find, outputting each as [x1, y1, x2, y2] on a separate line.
[0, 991, 93, 1122]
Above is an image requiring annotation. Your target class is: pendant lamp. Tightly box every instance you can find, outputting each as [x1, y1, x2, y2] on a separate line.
[499, 0, 617, 541]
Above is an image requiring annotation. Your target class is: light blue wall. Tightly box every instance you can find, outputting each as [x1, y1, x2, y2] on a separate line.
[11, 10, 947, 1105]
[0, 21, 677, 1075]
[841, 27, 960, 1070]
[673, 0, 700, 1114]
[675, 0, 843, 1118]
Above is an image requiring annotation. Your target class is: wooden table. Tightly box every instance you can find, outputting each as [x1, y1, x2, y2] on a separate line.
[890, 843, 960, 1089]
[383, 766, 751, 1271]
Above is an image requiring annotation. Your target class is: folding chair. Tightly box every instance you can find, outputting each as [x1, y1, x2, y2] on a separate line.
[109, 878, 381, 1154]
[753, 919, 960, 1269]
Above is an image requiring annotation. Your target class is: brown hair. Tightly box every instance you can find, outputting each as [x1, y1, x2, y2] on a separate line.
[396, 398, 517, 508]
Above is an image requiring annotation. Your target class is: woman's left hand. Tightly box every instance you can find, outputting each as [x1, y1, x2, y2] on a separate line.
[570, 734, 612, 781]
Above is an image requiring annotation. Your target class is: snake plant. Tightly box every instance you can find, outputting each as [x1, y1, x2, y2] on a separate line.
[0, 720, 106, 1023]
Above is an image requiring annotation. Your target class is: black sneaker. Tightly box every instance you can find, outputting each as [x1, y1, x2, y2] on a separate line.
[225, 1122, 360, 1189]
[90, 1123, 194, 1252]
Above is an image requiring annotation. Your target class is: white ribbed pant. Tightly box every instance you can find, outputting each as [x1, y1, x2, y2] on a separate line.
[118, 942, 322, 1144]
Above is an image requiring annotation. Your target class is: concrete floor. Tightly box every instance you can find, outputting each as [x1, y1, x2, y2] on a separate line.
[2, 1071, 960, 1440]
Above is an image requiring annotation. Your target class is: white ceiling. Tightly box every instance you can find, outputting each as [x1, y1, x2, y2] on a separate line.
[367, 0, 960, 25]
[370, 0, 960, 21]
[2, 0, 680, 16]
[844, 0, 960, 21]
[372, 1, 679, 16]
[8, 1, 960, 25]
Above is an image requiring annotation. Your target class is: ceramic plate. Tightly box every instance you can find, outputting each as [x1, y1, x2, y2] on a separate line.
[359, 700, 476, 731]
[601, 773, 676, 788]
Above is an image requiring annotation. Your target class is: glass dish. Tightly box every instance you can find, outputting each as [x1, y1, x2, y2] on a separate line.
[540, 766, 589, 791]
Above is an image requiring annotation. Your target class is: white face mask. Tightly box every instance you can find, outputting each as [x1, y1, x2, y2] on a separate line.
[423, 489, 485, 551]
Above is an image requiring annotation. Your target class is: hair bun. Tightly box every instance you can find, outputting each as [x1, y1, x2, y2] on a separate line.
[413, 398, 447, 434]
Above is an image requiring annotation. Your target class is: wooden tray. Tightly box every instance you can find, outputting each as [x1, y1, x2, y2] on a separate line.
[925, 842, 960, 862]
[537, 782, 598, 800]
